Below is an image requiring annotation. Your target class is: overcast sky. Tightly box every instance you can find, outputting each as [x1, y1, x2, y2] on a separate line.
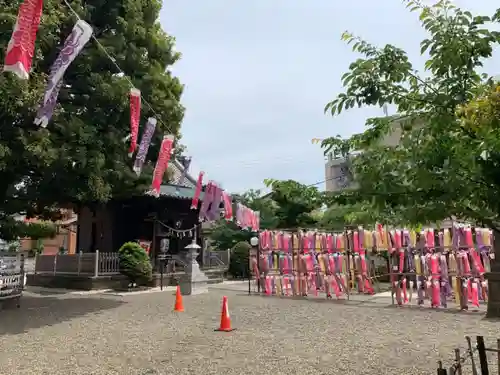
[160, 0, 500, 193]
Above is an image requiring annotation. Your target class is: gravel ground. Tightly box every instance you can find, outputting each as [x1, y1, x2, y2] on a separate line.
[0, 284, 498, 375]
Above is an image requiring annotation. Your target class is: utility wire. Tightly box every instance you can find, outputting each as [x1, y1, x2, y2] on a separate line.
[62, 0, 347, 181]
[64, 0, 357, 184]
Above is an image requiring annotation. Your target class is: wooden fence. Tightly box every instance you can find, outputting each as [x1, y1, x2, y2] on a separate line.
[34, 250, 120, 276]
[437, 336, 500, 375]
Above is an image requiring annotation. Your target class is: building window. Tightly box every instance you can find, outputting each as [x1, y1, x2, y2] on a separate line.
[330, 163, 351, 190]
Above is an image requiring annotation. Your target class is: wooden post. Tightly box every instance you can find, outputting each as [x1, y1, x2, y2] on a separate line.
[486, 229, 500, 317]
[497, 339, 500, 375]
[437, 360, 447, 375]
[53, 253, 58, 275]
[77, 251, 82, 275]
[466, 336, 478, 375]
[455, 348, 463, 375]
[20, 253, 25, 290]
[151, 219, 157, 265]
[476, 336, 489, 375]
[248, 245, 251, 295]
[94, 250, 99, 277]
[344, 227, 352, 300]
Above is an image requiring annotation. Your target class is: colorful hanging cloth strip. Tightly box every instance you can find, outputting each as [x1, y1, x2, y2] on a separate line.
[133, 118, 157, 176]
[128, 88, 141, 156]
[34, 20, 93, 127]
[3, 0, 44, 79]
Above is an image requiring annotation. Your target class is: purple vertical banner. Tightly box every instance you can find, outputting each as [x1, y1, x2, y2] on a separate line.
[176, 156, 192, 186]
[199, 181, 214, 222]
[207, 184, 223, 221]
[133, 117, 157, 176]
[34, 20, 93, 127]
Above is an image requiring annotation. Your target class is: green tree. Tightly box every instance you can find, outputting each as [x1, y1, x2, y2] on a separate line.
[0, 0, 183, 240]
[319, 203, 372, 230]
[263, 179, 324, 229]
[321, 1, 500, 228]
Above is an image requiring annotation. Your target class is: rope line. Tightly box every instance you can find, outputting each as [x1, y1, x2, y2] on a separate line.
[62, 0, 182, 147]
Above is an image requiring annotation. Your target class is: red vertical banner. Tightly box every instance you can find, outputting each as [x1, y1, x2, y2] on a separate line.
[3, 0, 44, 79]
[151, 135, 174, 197]
[191, 171, 204, 209]
[129, 88, 141, 156]
[221, 191, 233, 220]
[138, 240, 151, 255]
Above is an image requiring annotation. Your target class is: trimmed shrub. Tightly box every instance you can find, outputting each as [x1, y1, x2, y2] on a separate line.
[118, 242, 152, 286]
[228, 241, 251, 279]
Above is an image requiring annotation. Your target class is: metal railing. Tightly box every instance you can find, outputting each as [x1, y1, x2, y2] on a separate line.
[34, 249, 229, 277]
[161, 254, 187, 273]
[203, 249, 230, 269]
[34, 250, 120, 277]
[437, 336, 500, 375]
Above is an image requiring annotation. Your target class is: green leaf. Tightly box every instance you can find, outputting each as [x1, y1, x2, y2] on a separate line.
[420, 39, 432, 54]
[321, 3, 500, 229]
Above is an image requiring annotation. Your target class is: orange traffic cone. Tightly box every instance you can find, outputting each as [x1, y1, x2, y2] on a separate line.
[214, 296, 235, 332]
[174, 285, 184, 312]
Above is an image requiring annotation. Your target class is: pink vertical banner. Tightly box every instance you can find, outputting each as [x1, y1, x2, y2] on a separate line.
[129, 88, 141, 156]
[190, 171, 204, 209]
[150, 135, 174, 197]
[198, 181, 214, 222]
[3, 0, 44, 79]
[222, 191, 233, 220]
[137, 240, 151, 255]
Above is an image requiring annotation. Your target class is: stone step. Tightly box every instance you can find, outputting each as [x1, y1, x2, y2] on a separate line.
[205, 272, 224, 279]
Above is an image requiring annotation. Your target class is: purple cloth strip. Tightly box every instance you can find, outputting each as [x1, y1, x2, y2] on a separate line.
[206, 184, 222, 221]
[133, 118, 157, 176]
[198, 182, 214, 222]
[35, 20, 93, 127]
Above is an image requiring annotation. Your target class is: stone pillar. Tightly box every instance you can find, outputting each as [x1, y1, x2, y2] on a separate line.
[179, 243, 208, 296]
[486, 229, 500, 318]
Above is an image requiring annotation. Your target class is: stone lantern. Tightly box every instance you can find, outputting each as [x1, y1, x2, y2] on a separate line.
[178, 240, 208, 295]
